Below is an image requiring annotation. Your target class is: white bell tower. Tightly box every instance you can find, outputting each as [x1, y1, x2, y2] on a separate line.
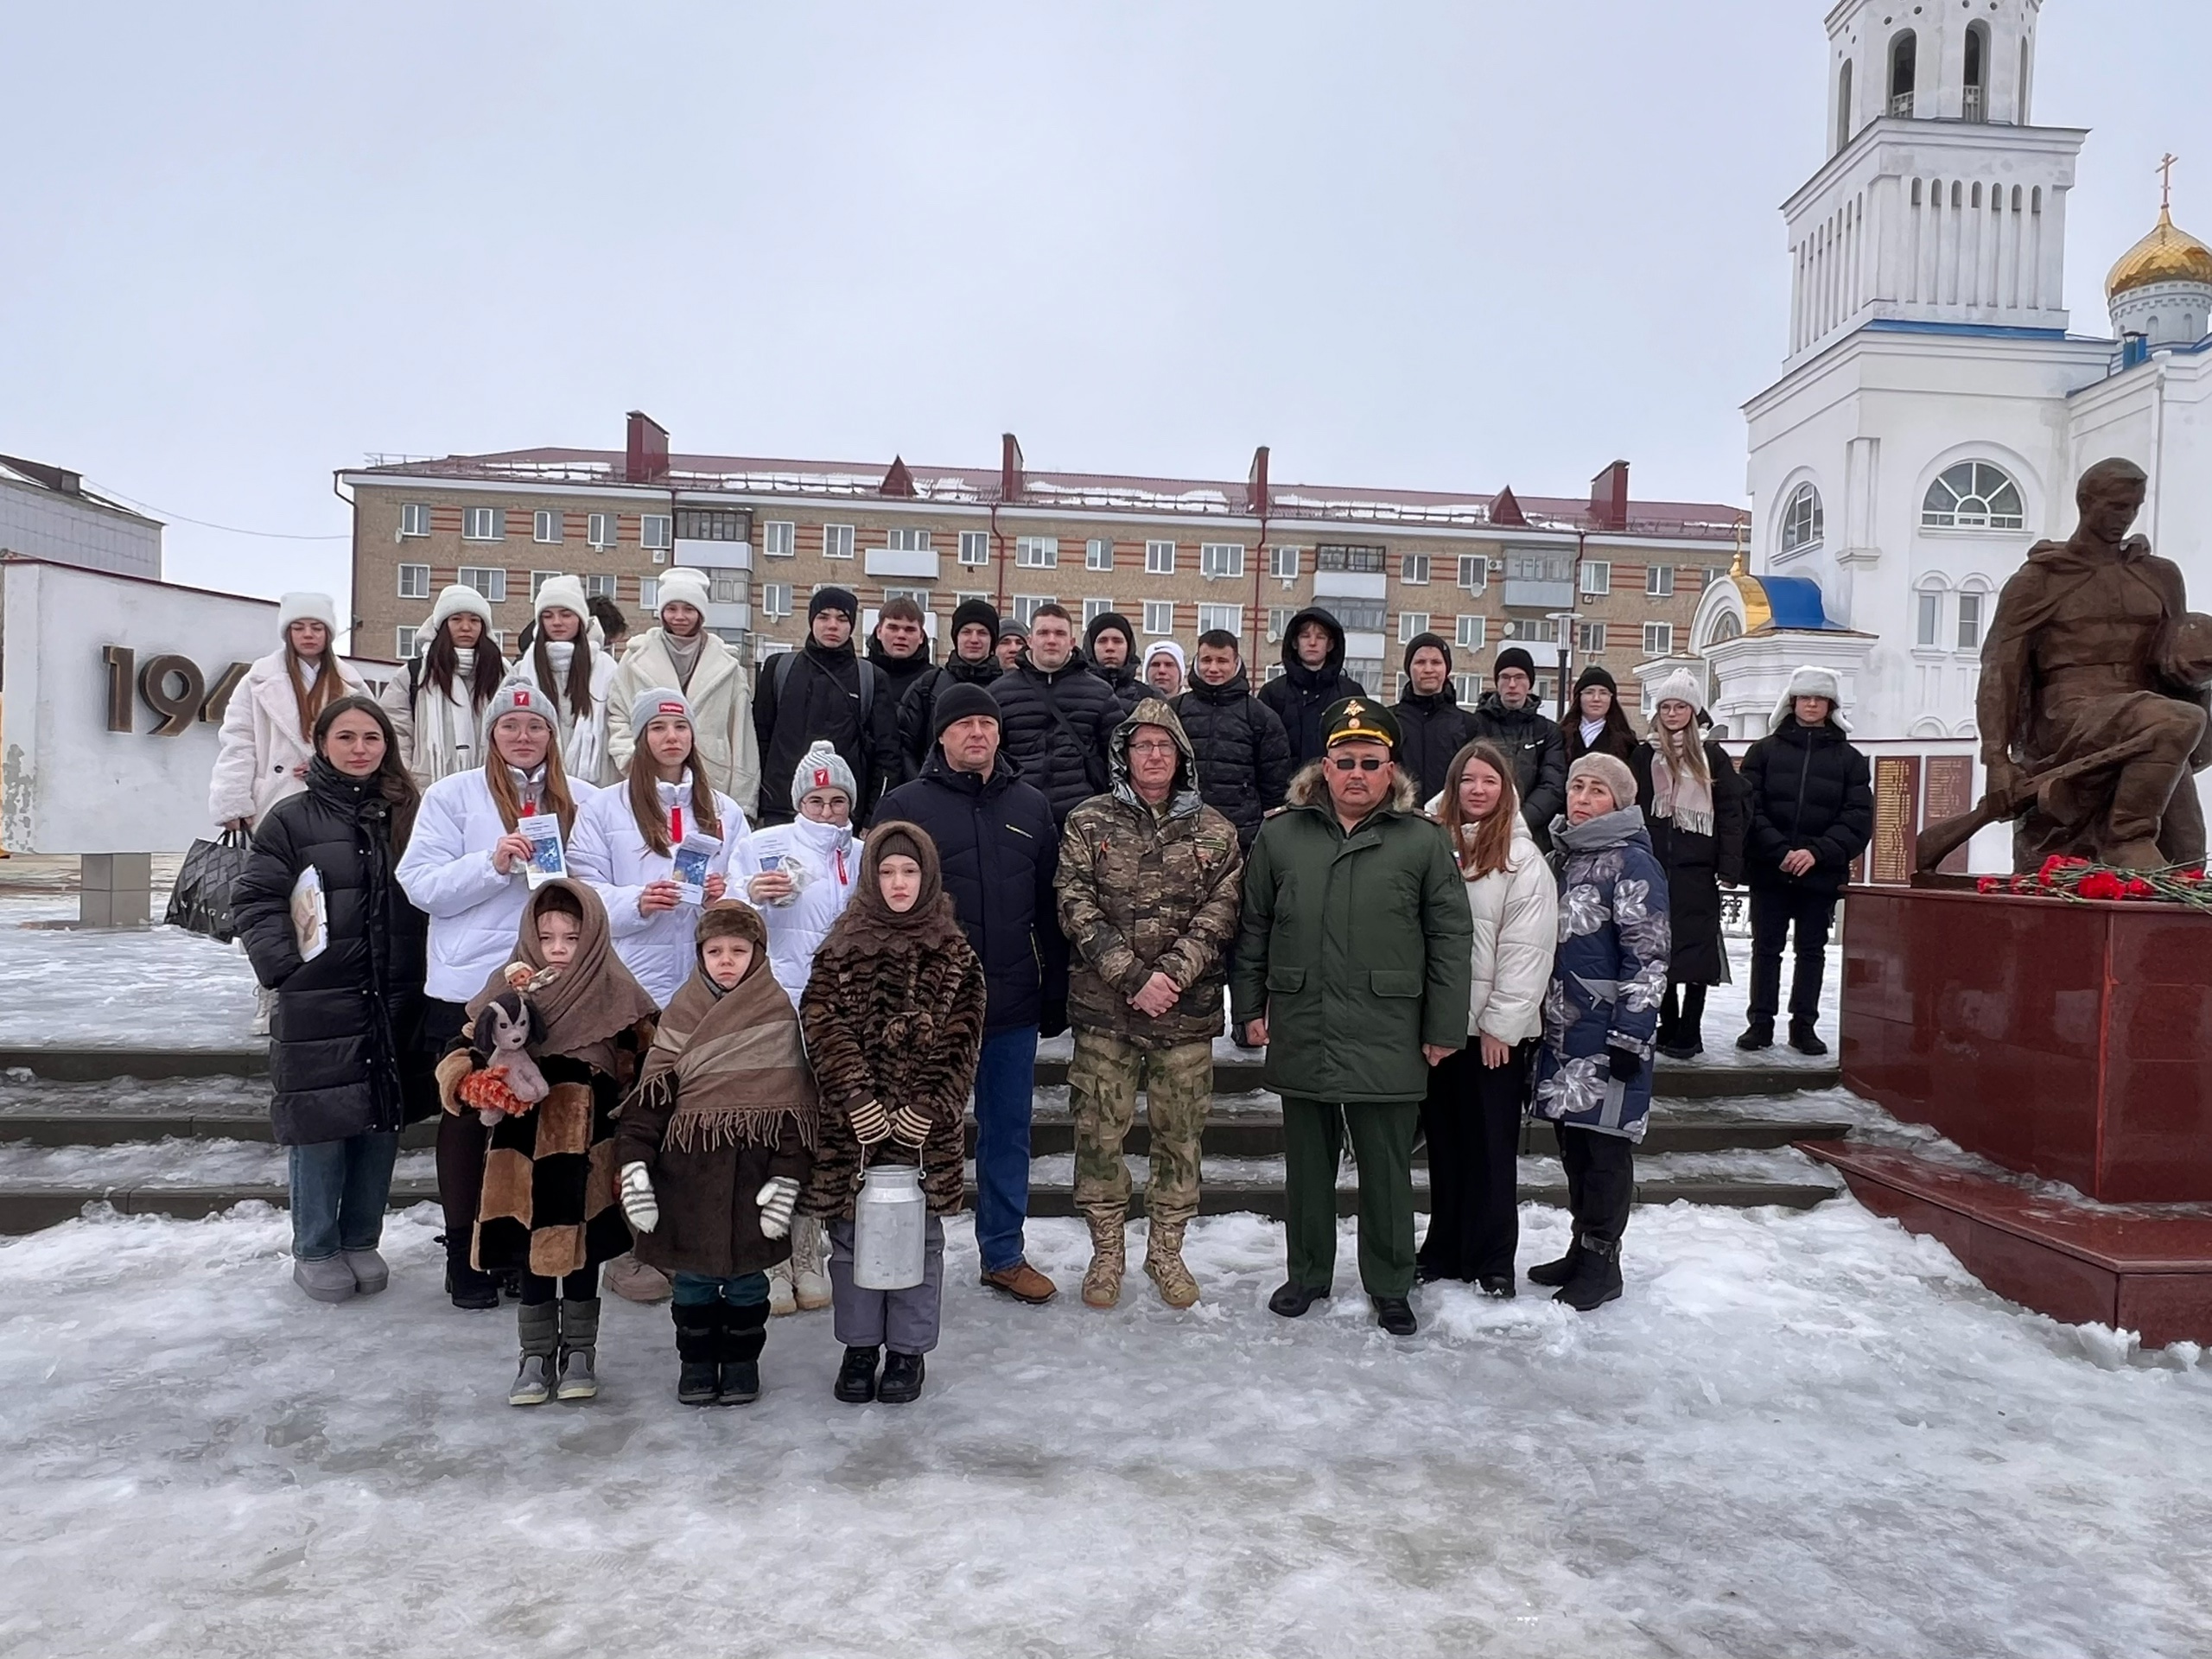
[1786, 0, 2085, 364]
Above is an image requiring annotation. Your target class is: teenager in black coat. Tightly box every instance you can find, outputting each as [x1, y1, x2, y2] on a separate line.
[753, 586, 902, 827]
[899, 597, 1003, 778]
[1083, 611, 1147, 714]
[232, 696, 435, 1303]
[1466, 646, 1568, 846]
[1258, 606, 1365, 766]
[1173, 629, 1293, 849]
[1563, 664, 1639, 764]
[1392, 632, 1475, 803]
[986, 603, 1122, 824]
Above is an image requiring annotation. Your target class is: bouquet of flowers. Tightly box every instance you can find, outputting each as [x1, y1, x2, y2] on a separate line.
[1977, 855, 2212, 907]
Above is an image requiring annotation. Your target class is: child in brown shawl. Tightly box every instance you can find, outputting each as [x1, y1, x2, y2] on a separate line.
[798, 823, 987, 1406]
[613, 900, 819, 1407]
[438, 878, 658, 1408]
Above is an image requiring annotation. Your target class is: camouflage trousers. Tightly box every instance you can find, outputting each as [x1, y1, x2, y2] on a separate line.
[1067, 1029, 1211, 1229]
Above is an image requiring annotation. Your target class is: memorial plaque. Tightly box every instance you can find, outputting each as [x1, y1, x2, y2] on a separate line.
[1923, 756, 1975, 874]
[1869, 755, 1922, 886]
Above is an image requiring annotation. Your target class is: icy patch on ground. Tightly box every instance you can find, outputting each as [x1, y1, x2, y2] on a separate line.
[0, 1204, 2205, 1656]
[0, 918, 258, 1048]
[0, 1138, 436, 1190]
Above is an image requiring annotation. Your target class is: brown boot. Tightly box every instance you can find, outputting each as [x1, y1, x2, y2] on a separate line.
[1144, 1218, 1201, 1308]
[980, 1260, 1058, 1304]
[1081, 1211, 1126, 1309]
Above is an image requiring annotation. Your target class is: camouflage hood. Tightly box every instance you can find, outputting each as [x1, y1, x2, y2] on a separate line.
[1109, 697, 1204, 819]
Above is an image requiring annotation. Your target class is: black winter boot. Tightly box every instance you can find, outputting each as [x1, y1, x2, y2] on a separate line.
[1528, 1236, 1583, 1287]
[1554, 1236, 1624, 1313]
[674, 1306, 721, 1406]
[720, 1300, 768, 1404]
[835, 1345, 881, 1404]
[440, 1236, 499, 1311]
[1788, 1019, 1828, 1057]
[1372, 1296, 1418, 1337]
[878, 1351, 926, 1404]
[1736, 1019, 1775, 1052]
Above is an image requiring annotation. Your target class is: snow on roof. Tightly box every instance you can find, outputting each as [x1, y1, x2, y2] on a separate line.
[0, 454, 159, 524]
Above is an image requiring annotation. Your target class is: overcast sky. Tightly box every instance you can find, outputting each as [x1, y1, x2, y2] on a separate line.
[6, 1, 2207, 605]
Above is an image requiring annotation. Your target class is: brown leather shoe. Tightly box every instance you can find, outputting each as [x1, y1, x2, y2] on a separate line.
[980, 1260, 1058, 1304]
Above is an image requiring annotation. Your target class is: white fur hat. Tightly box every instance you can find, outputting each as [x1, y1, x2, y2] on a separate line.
[426, 582, 494, 636]
[533, 574, 590, 624]
[277, 592, 338, 633]
[1644, 668, 1706, 713]
[1772, 665, 1850, 731]
[657, 567, 712, 617]
[791, 738, 858, 810]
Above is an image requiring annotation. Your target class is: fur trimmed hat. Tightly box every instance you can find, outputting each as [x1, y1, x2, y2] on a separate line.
[426, 583, 493, 636]
[696, 897, 768, 955]
[791, 738, 858, 810]
[1568, 751, 1637, 810]
[656, 566, 711, 617]
[1772, 665, 1850, 731]
[629, 686, 693, 739]
[278, 592, 338, 634]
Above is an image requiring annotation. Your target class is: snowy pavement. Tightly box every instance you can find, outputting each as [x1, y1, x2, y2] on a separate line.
[2, 1203, 2206, 1656]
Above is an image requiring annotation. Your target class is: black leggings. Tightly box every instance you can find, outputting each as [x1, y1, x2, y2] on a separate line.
[518, 1266, 600, 1306]
[1662, 982, 1707, 1033]
[423, 998, 493, 1278]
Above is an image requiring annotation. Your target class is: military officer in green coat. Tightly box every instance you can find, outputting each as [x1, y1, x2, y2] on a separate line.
[1232, 697, 1475, 1335]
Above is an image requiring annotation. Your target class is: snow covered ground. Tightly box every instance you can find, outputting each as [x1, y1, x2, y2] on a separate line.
[0, 897, 259, 1048]
[2, 1203, 2207, 1657]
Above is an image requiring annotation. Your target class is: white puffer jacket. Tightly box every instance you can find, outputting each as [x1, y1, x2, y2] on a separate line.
[397, 769, 602, 1003]
[207, 649, 368, 827]
[569, 779, 752, 1006]
[606, 628, 761, 816]
[743, 817, 862, 1007]
[505, 645, 620, 786]
[1463, 817, 1559, 1044]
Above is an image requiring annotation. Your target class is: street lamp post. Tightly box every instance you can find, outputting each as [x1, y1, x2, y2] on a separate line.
[1547, 608, 1581, 723]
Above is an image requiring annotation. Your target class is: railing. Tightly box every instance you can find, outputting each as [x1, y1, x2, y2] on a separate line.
[1889, 91, 1915, 118]
[1962, 85, 1985, 123]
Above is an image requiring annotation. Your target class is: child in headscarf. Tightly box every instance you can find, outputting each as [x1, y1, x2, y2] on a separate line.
[798, 823, 987, 1407]
[438, 879, 658, 1407]
[613, 901, 820, 1407]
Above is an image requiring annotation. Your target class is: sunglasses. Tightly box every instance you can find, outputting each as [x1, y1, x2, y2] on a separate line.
[1329, 755, 1389, 773]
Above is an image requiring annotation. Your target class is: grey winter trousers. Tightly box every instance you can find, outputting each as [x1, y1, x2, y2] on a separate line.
[828, 1216, 946, 1355]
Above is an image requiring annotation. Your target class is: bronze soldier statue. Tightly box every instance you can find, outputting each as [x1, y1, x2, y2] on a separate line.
[1974, 458, 2212, 871]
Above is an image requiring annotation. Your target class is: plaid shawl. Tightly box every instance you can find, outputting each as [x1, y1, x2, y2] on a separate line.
[632, 957, 820, 1155]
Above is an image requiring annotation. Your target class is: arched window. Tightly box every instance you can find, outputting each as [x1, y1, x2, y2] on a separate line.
[1836, 60, 1854, 153]
[1889, 31, 1917, 116]
[1780, 483, 1824, 554]
[1923, 461, 2025, 531]
[1964, 22, 1988, 122]
[1707, 613, 1744, 646]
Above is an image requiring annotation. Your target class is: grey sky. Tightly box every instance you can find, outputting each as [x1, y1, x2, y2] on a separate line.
[4, 2, 2205, 606]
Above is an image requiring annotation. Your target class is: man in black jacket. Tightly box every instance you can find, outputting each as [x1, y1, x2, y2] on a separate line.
[1393, 632, 1473, 804]
[751, 585, 902, 827]
[1084, 612, 1147, 714]
[989, 603, 1123, 824]
[1175, 628, 1292, 850]
[1466, 646, 1568, 846]
[877, 683, 1065, 1306]
[1259, 607, 1364, 766]
[898, 596, 1001, 779]
[1737, 666, 1872, 1056]
[865, 596, 936, 709]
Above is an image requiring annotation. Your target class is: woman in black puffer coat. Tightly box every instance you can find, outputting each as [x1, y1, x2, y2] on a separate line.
[234, 695, 436, 1304]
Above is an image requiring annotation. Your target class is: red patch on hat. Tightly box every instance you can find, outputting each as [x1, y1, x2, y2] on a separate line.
[810, 767, 832, 788]
[657, 701, 686, 717]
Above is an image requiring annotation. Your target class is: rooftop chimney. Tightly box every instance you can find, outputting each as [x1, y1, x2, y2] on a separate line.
[1589, 460, 1630, 531]
[1247, 445, 1270, 517]
[1488, 485, 1528, 528]
[880, 455, 918, 499]
[1001, 432, 1026, 502]
[626, 410, 670, 484]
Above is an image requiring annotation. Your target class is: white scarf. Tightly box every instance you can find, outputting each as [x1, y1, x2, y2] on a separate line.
[416, 648, 481, 783]
[535, 642, 605, 783]
[1580, 716, 1605, 746]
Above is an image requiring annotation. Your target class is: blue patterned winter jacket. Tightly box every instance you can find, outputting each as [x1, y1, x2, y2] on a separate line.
[1531, 805, 1673, 1143]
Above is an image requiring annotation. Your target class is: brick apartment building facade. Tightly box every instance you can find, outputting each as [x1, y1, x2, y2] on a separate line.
[340, 412, 1745, 714]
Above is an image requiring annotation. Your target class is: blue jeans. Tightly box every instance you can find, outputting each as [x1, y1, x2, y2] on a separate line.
[288, 1131, 401, 1262]
[973, 1025, 1039, 1273]
[671, 1271, 771, 1307]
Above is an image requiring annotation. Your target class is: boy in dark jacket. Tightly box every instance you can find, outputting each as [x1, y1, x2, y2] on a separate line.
[1737, 666, 1872, 1055]
[752, 586, 903, 827]
[1467, 646, 1568, 847]
[865, 596, 936, 709]
[1083, 611, 1147, 714]
[988, 603, 1123, 824]
[899, 597, 1002, 777]
[1259, 607, 1366, 766]
[1173, 629, 1293, 849]
[1393, 632, 1474, 803]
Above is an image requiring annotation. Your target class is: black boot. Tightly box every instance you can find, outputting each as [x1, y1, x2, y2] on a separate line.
[835, 1344, 881, 1404]
[674, 1305, 720, 1406]
[440, 1236, 499, 1311]
[1528, 1235, 1582, 1287]
[1268, 1281, 1330, 1319]
[1477, 1274, 1516, 1300]
[878, 1351, 926, 1404]
[1736, 1018, 1774, 1052]
[1554, 1236, 1624, 1313]
[720, 1300, 767, 1404]
[1371, 1296, 1418, 1337]
[1788, 1019, 1828, 1057]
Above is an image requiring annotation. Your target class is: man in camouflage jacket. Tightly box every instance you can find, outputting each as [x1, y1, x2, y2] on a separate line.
[1055, 697, 1243, 1312]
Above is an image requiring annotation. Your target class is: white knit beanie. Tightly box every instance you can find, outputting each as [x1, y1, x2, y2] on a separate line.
[1644, 668, 1705, 713]
[277, 592, 338, 633]
[791, 738, 858, 811]
[426, 582, 494, 636]
[657, 567, 712, 618]
[1145, 639, 1188, 678]
[630, 686, 693, 739]
[533, 574, 590, 626]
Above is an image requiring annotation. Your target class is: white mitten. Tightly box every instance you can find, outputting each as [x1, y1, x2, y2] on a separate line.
[619, 1161, 658, 1234]
[888, 1104, 933, 1148]
[756, 1176, 800, 1240]
[848, 1097, 893, 1146]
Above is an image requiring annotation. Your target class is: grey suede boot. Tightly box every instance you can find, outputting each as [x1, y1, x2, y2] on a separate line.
[556, 1298, 601, 1402]
[509, 1303, 558, 1406]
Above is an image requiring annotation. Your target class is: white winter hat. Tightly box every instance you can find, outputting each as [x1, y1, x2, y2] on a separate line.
[534, 574, 590, 624]
[277, 592, 338, 633]
[426, 582, 494, 636]
[657, 567, 711, 617]
[1773, 665, 1850, 731]
[630, 686, 693, 740]
[791, 738, 857, 810]
[1645, 668, 1706, 713]
[1145, 639, 1188, 677]
[483, 680, 557, 741]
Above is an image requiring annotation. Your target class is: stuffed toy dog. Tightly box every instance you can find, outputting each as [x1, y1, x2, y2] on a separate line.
[458, 988, 550, 1125]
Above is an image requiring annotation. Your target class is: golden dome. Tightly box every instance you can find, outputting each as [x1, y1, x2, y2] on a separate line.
[2107, 207, 2212, 297]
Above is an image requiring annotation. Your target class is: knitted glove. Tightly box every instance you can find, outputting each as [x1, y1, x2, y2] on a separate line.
[619, 1161, 658, 1234]
[888, 1104, 933, 1148]
[1606, 1046, 1642, 1084]
[459, 1066, 524, 1117]
[755, 1177, 800, 1240]
[848, 1098, 893, 1147]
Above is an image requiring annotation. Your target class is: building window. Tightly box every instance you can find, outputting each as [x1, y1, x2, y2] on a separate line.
[955, 589, 990, 609]
[760, 582, 792, 619]
[1082, 597, 1112, 625]
[823, 524, 856, 559]
[399, 502, 430, 538]
[1923, 461, 2025, 530]
[1957, 592, 1984, 651]
[587, 512, 618, 550]
[1143, 601, 1175, 636]
[583, 574, 618, 599]
[884, 585, 931, 608]
[1268, 607, 1294, 640]
[533, 510, 562, 544]
[1646, 565, 1675, 598]
[640, 514, 672, 552]
[1315, 543, 1386, 574]
[1454, 672, 1481, 703]
[1331, 599, 1386, 634]
[762, 521, 797, 558]
[1782, 483, 1824, 553]
[1198, 603, 1243, 637]
[530, 570, 561, 601]
[396, 626, 422, 659]
[1642, 622, 1675, 655]
[709, 571, 746, 605]
[1579, 621, 1607, 655]
[1457, 555, 1488, 592]
[1503, 617, 1558, 644]
[462, 506, 504, 542]
[1397, 611, 1430, 644]
[1200, 543, 1245, 580]
[1014, 537, 1058, 569]
[676, 508, 747, 542]
[1888, 29, 1916, 117]
[957, 530, 989, 566]
[887, 527, 932, 552]
[1146, 539, 1177, 575]
[458, 566, 508, 603]
[1344, 656, 1385, 690]
[397, 563, 431, 601]
[1401, 553, 1431, 585]
[1580, 562, 1611, 596]
[1454, 614, 1487, 652]
[1085, 537, 1114, 571]
[1270, 545, 1300, 579]
[1916, 589, 1941, 645]
[1013, 594, 1055, 625]
[639, 578, 660, 611]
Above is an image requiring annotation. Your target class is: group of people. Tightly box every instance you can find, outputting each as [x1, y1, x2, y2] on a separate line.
[212, 576, 1872, 1406]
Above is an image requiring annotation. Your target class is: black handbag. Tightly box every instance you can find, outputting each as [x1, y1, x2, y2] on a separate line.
[164, 828, 253, 942]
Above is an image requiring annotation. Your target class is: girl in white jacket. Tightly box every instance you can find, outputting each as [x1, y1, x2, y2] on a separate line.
[397, 681, 599, 1308]
[209, 593, 367, 831]
[1418, 738, 1559, 1294]
[378, 583, 509, 787]
[506, 575, 619, 785]
[569, 687, 751, 1007]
